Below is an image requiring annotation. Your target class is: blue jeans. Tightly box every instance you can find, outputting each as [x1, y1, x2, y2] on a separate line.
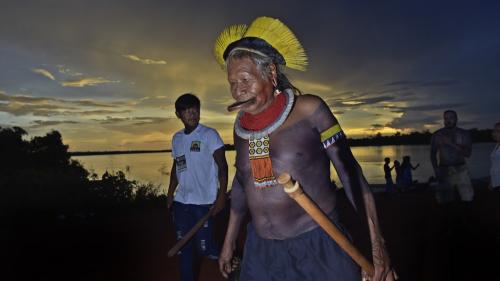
[172, 202, 219, 281]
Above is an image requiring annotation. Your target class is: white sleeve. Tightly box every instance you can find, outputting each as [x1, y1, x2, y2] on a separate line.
[208, 129, 224, 154]
[171, 135, 177, 158]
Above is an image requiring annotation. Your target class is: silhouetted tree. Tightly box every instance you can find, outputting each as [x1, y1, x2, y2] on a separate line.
[30, 130, 70, 168]
[0, 126, 29, 169]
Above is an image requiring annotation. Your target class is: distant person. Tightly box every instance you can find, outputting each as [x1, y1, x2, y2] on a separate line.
[490, 122, 500, 192]
[401, 155, 420, 189]
[384, 157, 395, 193]
[393, 160, 403, 190]
[167, 93, 228, 281]
[430, 110, 474, 204]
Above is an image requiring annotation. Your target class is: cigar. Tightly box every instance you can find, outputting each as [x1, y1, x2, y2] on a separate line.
[227, 98, 255, 112]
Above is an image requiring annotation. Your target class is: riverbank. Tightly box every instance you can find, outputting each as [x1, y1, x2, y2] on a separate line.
[6, 183, 499, 281]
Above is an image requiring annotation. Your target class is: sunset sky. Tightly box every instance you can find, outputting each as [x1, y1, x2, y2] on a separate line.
[1, 1, 499, 151]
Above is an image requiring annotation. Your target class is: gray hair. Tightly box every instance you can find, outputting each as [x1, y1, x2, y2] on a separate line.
[226, 49, 302, 94]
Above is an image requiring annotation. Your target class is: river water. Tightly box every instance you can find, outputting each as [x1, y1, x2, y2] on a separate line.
[74, 143, 495, 193]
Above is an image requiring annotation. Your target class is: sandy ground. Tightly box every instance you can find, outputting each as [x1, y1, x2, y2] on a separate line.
[6, 184, 500, 281]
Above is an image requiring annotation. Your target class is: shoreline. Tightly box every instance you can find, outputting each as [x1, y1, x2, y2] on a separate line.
[70, 141, 495, 157]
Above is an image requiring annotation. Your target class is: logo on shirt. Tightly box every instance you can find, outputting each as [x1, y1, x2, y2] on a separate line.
[190, 141, 201, 152]
[175, 155, 187, 172]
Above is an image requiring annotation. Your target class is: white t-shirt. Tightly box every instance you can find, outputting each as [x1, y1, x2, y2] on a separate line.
[491, 144, 500, 188]
[171, 124, 224, 204]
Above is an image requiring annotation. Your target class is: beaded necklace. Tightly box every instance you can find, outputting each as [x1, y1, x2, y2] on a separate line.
[235, 89, 294, 188]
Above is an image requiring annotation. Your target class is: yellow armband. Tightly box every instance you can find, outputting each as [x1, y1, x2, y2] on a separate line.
[320, 124, 344, 149]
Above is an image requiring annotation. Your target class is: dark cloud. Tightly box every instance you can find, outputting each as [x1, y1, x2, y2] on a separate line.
[132, 117, 174, 126]
[329, 95, 395, 108]
[0, 102, 65, 117]
[368, 124, 385, 131]
[29, 120, 79, 129]
[71, 109, 132, 116]
[91, 116, 174, 126]
[386, 114, 441, 130]
[73, 100, 127, 108]
[383, 79, 460, 88]
[379, 103, 465, 114]
[0, 91, 132, 117]
[92, 117, 131, 125]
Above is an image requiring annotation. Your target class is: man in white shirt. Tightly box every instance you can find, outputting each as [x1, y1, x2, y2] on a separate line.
[167, 93, 228, 281]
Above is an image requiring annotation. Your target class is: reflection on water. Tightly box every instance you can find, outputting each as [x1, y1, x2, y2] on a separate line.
[74, 143, 494, 194]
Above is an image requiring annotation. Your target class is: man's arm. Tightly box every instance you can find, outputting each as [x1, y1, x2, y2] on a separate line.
[456, 130, 472, 158]
[327, 138, 394, 281]
[439, 130, 472, 158]
[304, 95, 393, 279]
[430, 134, 439, 177]
[212, 146, 228, 215]
[219, 174, 247, 278]
[167, 162, 177, 209]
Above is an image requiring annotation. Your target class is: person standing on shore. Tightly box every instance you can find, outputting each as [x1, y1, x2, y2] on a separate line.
[214, 17, 394, 281]
[167, 93, 228, 281]
[490, 122, 500, 192]
[384, 157, 395, 193]
[401, 155, 420, 189]
[393, 160, 403, 191]
[430, 110, 474, 204]
[429, 112, 475, 280]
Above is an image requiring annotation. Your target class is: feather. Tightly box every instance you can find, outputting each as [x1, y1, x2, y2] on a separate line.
[213, 17, 308, 71]
[243, 17, 308, 71]
[213, 24, 247, 68]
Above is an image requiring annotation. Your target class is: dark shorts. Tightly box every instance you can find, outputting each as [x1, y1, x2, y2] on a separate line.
[436, 164, 474, 204]
[240, 223, 360, 281]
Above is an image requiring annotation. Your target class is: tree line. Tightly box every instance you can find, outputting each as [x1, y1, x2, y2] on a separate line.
[0, 126, 164, 218]
[347, 129, 493, 147]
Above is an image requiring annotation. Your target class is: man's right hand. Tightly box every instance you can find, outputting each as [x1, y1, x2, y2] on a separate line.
[218, 242, 235, 278]
[167, 195, 174, 210]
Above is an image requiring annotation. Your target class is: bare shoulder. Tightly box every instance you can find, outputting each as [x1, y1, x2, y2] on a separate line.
[294, 94, 326, 116]
[432, 128, 445, 136]
[456, 127, 470, 134]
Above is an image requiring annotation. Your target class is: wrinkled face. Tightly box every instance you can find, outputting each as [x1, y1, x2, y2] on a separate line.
[443, 112, 457, 129]
[227, 57, 275, 115]
[493, 124, 500, 143]
[176, 106, 200, 131]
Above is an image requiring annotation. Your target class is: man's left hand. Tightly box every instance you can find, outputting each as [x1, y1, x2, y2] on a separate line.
[212, 193, 226, 215]
[366, 240, 396, 281]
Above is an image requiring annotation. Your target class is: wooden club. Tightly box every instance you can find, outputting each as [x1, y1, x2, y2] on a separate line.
[277, 173, 375, 277]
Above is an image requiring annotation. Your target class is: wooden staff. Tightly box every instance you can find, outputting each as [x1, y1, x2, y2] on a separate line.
[277, 173, 375, 277]
[167, 207, 215, 258]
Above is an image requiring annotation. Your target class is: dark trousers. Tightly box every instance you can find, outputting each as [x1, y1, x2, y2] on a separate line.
[173, 202, 219, 281]
[240, 223, 360, 281]
[385, 176, 394, 193]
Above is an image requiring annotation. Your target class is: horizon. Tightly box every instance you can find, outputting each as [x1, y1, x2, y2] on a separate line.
[41, 126, 492, 153]
[1, 1, 499, 151]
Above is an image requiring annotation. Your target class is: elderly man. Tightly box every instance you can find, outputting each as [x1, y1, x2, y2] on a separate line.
[214, 17, 394, 281]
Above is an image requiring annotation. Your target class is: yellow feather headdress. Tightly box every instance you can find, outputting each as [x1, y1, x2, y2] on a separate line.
[213, 17, 308, 71]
